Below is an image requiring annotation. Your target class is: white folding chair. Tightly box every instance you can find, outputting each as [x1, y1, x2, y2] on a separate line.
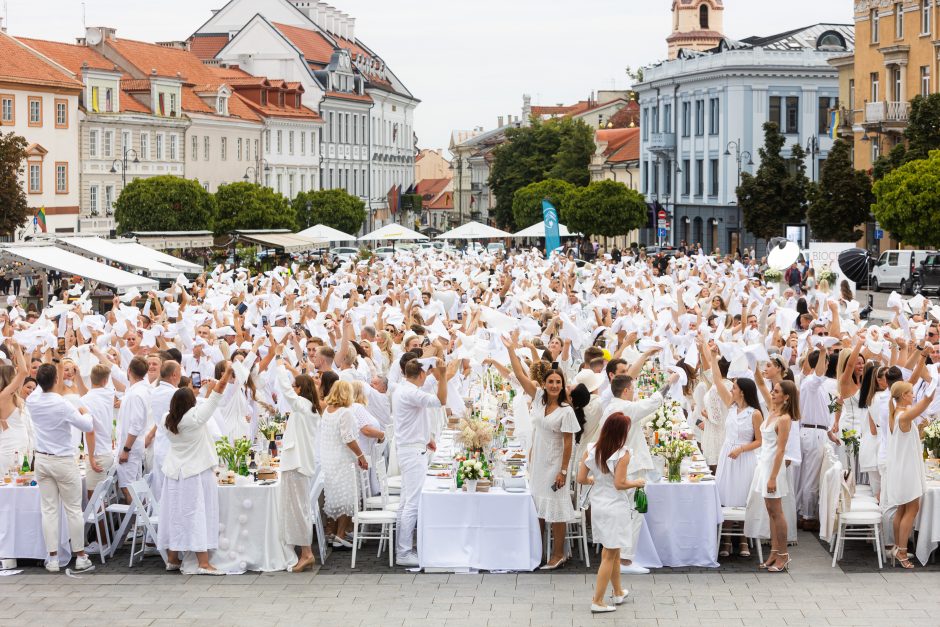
[720, 506, 763, 564]
[830, 471, 884, 569]
[82, 476, 115, 564]
[350, 474, 397, 568]
[565, 482, 591, 567]
[363, 444, 401, 512]
[121, 480, 167, 567]
[309, 471, 328, 565]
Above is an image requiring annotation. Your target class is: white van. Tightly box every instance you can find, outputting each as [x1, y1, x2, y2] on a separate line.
[870, 249, 936, 294]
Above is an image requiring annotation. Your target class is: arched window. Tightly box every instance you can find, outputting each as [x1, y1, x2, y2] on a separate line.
[692, 217, 704, 245]
[816, 30, 847, 51]
[699, 4, 709, 29]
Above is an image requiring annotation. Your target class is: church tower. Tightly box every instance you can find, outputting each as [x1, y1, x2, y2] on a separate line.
[667, 0, 724, 60]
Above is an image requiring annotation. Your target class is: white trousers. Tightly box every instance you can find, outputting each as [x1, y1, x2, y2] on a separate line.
[35, 453, 84, 555]
[396, 447, 427, 556]
[796, 428, 829, 520]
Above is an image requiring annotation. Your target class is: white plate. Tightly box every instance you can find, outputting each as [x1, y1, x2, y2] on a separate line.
[504, 487, 527, 493]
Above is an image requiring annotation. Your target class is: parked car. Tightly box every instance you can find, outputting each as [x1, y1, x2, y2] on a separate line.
[372, 246, 396, 259]
[329, 246, 360, 261]
[486, 242, 506, 255]
[870, 249, 936, 294]
[911, 253, 940, 295]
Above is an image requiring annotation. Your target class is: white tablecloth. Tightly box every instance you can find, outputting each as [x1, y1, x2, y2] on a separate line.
[0, 485, 71, 563]
[182, 480, 298, 574]
[418, 477, 542, 572]
[914, 484, 940, 566]
[640, 481, 723, 568]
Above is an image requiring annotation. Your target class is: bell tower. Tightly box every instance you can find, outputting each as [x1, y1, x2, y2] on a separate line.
[667, 0, 724, 60]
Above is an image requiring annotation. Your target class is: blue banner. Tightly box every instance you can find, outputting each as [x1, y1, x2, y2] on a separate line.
[541, 199, 561, 259]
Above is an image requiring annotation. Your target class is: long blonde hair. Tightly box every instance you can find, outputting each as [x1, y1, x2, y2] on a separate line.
[888, 380, 913, 429]
[350, 380, 368, 405]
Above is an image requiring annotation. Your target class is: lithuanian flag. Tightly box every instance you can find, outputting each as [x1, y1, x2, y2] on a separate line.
[36, 207, 46, 233]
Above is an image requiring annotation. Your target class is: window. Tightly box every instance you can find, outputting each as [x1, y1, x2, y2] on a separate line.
[311, 132, 316, 154]
[103, 130, 113, 158]
[89, 185, 98, 214]
[699, 4, 709, 29]
[169, 134, 177, 160]
[28, 163, 41, 193]
[55, 99, 68, 128]
[140, 132, 149, 160]
[652, 162, 659, 195]
[849, 79, 856, 111]
[237, 138, 243, 161]
[695, 159, 704, 196]
[276, 173, 283, 193]
[769, 96, 782, 128]
[276, 130, 283, 154]
[216, 95, 228, 116]
[104, 88, 113, 113]
[261, 90, 268, 107]
[664, 159, 672, 195]
[682, 159, 691, 195]
[894, 67, 903, 100]
[28, 96, 42, 126]
[896, 2, 904, 39]
[221, 136, 227, 160]
[300, 131, 306, 155]
[105, 185, 114, 214]
[155, 133, 164, 160]
[289, 130, 294, 155]
[871, 72, 881, 101]
[709, 98, 720, 135]
[169, 93, 177, 116]
[871, 9, 880, 43]
[922, 66, 931, 96]
[289, 173, 294, 197]
[785, 97, 799, 134]
[641, 108, 649, 141]
[1, 95, 14, 124]
[121, 130, 130, 152]
[55, 162, 67, 194]
[818, 96, 832, 134]
[89, 129, 99, 158]
[203, 136, 209, 161]
[191, 135, 198, 161]
[254, 139, 259, 161]
[651, 106, 659, 135]
[709, 158, 718, 196]
[264, 130, 271, 154]
[682, 102, 691, 137]
[695, 100, 705, 136]
[663, 104, 672, 133]
[923, 0, 932, 34]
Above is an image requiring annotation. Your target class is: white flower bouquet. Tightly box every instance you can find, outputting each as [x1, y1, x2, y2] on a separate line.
[648, 399, 689, 443]
[458, 459, 485, 481]
[840, 429, 860, 456]
[455, 417, 495, 451]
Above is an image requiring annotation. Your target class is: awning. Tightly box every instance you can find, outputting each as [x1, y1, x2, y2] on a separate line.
[130, 231, 214, 250]
[0, 245, 158, 292]
[295, 224, 357, 242]
[511, 221, 575, 238]
[56, 237, 179, 279]
[112, 241, 203, 274]
[359, 224, 428, 242]
[234, 230, 322, 253]
[437, 221, 512, 240]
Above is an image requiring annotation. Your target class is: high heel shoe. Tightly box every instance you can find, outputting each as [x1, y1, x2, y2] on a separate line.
[758, 550, 778, 570]
[767, 553, 790, 572]
[738, 542, 751, 558]
[719, 542, 731, 558]
[539, 556, 567, 570]
[895, 549, 914, 569]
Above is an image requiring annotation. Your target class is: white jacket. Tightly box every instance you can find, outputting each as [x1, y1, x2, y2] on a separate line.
[162, 392, 222, 480]
[275, 367, 319, 476]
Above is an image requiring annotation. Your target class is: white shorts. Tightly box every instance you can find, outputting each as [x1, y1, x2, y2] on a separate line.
[85, 453, 114, 490]
[116, 452, 143, 488]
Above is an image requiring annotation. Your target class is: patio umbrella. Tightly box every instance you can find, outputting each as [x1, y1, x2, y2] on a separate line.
[838, 248, 872, 286]
[511, 220, 575, 238]
[437, 221, 512, 240]
[296, 224, 357, 242]
[358, 223, 428, 242]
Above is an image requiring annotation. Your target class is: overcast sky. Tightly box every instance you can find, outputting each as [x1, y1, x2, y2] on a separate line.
[8, 0, 852, 153]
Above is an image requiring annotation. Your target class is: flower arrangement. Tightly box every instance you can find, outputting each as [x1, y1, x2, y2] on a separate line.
[637, 361, 666, 398]
[458, 459, 485, 481]
[763, 268, 783, 283]
[840, 429, 860, 456]
[648, 399, 689, 443]
[216, 436, 253, 473]
[924, 419, 940, 457]
[455, 417, 495, 451]
[818, 265, 837, 286]
[650, 438, 699, 482]
[258, 410, 287, 442]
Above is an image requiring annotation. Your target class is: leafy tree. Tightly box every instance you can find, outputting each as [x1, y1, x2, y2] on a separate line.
[213, 182, 295, 236]
[564, 180, 648, 238]
[872, 94, 940, 179]
[736, 122, 809, 242]
[114, 175, 215, 234]
[807, 139, 875, 242]
[512, 179, 575, 229]
[0, 132, 28, 238]
[292, 188, 367, 234]
[488, 117, 594, 229]
[872, 150, 940, 248]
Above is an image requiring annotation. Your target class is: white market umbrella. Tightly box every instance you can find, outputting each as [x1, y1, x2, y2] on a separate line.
[511, 220, 575, 238]
[358, 223, 429, 242]
[296, 224, 357, 242]
[437, 221, 512, 240]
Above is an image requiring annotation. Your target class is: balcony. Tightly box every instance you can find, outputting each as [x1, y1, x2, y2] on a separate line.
[864, 101, 910, 127]
[648, 132, 676, 153]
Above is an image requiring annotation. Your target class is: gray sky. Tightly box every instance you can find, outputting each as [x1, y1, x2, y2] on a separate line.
[8, 0, 852, 154]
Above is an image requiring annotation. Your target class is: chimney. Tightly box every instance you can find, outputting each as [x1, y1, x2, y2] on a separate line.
[498, 116, 504, 127]
[347, 17, 356, 41]
[99, 26, 117, 41]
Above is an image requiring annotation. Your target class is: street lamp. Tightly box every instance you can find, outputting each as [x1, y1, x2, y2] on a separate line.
[724, 139, 753, 256]
[805, 135, 820, 182]
[110, 146, 140, 195]
[243, 160, 271, 184]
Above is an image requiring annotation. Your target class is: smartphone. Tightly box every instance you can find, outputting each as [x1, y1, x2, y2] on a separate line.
[551, 483, 559, 492]
[611, 307, 618, 318]
[457, 311, 463, 321]
[237, 303, 248, 315]
[192, 371, 202, 389]
[261, 315, 269, 326]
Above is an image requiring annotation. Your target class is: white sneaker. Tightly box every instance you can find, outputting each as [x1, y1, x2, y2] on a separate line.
[73, 555, 95, 573]
[620, 563, 650, 574]
[44, 559, 59, 573]
[396, 552, 419, 567]
[84, 542, 101, 555]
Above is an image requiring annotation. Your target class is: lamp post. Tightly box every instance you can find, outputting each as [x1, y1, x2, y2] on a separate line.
[724, 139, 753, 256]
[654, 158, 682, 247]
[109, 147, 139, 192]
[806, 134, 819, 182]
[243, 160, 271, 185]
[456, 157, 464, 227]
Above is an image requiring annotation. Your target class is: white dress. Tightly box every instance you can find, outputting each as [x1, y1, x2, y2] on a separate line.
[883, 417, 926, 509]
[715, 406, 758, 507]
[752, 416, 789, 499]
[858, 406, 879, 473]
[584, 444, 633, 549]
[320, 406, 358, 518]
[839, 391, 862, 435]
[701, 381, 729, 466]
[529, 390, 580, 523]
[0, 406, 31, 471]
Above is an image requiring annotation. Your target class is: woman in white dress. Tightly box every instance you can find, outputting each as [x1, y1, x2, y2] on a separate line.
[319, 381, 369, 548]
[857, 364, 885, 500]
[833, 341, 865, 459]
[159, 364, 232, 575]
[577, 412, 643, 614]
[503, 333, 580, 570]
[753, 380, 798, 572]
[885, 380, 934, 569]
[350, 381, 385, 493]
[0, 345, 30, 471]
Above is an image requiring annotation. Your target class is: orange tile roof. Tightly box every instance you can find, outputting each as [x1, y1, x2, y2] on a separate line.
[428, 191, 453, 210]
[17, 37, 115, 75]
[0, 32, 82, 90]
[595, 128, 640, 164]
[272, 22, 336, 65]
[120, 91, 151, 113]
[233, 93, 322, 122]
[324, 90, 372, 104]
[189, 34, 230, 60]
[121, 78, 152, 91]
[417, 178, 450, 198]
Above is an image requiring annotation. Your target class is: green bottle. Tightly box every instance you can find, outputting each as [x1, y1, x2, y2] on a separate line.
[238, 457, 249, 477]
[21, 453, 30, 474]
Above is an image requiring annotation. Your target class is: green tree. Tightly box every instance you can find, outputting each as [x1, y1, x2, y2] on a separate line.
[807, 139, 875, 242]
[872, 93, 940, 179]
[512, 179, 575, 229]
[292, 188, 366, 234]
[114, 175, 216, 234]
[564, 180, 648, 238]
[736, 122, 809, 242]
[213, 182, 295, 236]
[0, 132, 27, 237]
[872, 150, 940, 248]
[488, 117, 594, 229]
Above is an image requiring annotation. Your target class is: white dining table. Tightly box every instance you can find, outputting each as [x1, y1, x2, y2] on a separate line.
[914, 482, 940, 566]
[0, 484, 72, 564]
[637, 480, 724, 568]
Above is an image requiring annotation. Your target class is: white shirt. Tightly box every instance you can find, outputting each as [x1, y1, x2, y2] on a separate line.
[81, 387, 115, 455]
[26, 389, 93, 457]
[872, 390, 890, 465]
[162, 392, 222, 480]
[799, 374, 831, 428]
[364, 384, 392, 427]
[604, 393, 663, 474]
[150, 380, 178, 458]
[391, 380, 442, 448]
[274, 367, 319, 476]
[181, 352, 215, 383]
[117, 380, 151, 455]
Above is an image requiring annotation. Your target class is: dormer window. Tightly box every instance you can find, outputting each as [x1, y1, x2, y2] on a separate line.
[169, 93, 177, 116]
[278, 91, 284, 107]
[261, 90, 268, 106]
[295, 94, 301, 108]
[217, 94, 228, 116]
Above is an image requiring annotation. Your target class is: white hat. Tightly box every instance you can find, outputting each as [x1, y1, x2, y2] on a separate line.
[573, 369, 605, 393]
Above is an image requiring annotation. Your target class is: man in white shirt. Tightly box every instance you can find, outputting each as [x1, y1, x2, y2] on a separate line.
[27, 362, 96, 573]
[81, 364, 116, 498]
[366, 376, 392, 427]
[181, 340, 215, 384]
[795, 349, 831, 530]
[392, 357, 446, 566]
[116, 357, 152, 502]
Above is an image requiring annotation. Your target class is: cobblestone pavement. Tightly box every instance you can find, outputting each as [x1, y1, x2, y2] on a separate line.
[3, 529, 940, 625]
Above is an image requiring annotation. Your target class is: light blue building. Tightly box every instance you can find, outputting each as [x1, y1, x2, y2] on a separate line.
[635, 24, 854, 254]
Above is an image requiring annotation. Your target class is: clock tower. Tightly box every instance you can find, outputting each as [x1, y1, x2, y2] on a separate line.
[667, 0, 725, 60]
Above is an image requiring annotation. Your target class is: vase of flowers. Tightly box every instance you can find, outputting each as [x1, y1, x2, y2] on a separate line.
[924, 420, 940, 458]
[215, 436, 253, 474]
[455, 417, 495, 452]
[458, 459, 484, 491]
[650, 438, 698, 483]
[763, 268, 783, 284]
[647, 399, 688, 446]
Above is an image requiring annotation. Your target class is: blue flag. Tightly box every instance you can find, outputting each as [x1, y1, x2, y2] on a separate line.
[541, 199, 561, 259]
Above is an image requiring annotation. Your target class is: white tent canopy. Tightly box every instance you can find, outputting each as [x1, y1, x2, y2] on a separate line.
[511, 221, 575, 239]
[0, 245, 158, 292]
[112, 241, 203, 274]
[359, 223, 428, 242]
[436, 221, 512, 240]
[234, 230, 321, 253]
[56, 237, 180, 279]
[296, 224, 357, 243]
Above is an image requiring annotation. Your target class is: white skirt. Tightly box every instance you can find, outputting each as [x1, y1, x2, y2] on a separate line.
[158, 468, 219, 553]
[279, 469, 313, 547]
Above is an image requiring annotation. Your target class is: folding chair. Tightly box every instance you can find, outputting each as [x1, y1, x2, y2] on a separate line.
[350, 473, 397, 568]
[125, 480, 167, 567]
[309, 471, 328, 565]
[82, 476, 115, 564]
